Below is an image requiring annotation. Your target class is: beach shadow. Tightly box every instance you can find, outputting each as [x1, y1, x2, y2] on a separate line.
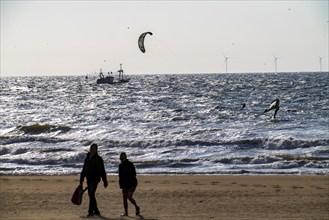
[120, 214, 156, 220]
[97, 216, 111, 220]
[80, 213, 157, 220]
[80, 215, 111, 220]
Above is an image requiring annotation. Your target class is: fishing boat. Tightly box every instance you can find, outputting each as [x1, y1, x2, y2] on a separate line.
[117, 64, 130, 83]
[96, 69, 114, 84]
[96, 64, 130, 84]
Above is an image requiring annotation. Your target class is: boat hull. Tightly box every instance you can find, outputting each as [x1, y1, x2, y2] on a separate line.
[97, 76, 114, 84]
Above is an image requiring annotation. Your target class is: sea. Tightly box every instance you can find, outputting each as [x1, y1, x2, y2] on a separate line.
[1, 72, 329, 175]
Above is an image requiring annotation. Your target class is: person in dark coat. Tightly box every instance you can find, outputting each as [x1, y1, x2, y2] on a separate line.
[119, 152, 140, 216]
[80, 143, 108, 217]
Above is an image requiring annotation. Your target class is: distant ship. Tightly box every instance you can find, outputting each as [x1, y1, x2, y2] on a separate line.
[96, 64, 130, 84]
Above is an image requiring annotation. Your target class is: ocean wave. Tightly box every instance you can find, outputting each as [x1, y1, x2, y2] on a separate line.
[270, 161, 304, 169]
[0, 127, 73, 145]
[264, 138, 329, 149]
[101, 137, 329, 150]
[217, 154, 328, 164]
[304, 161, 329, 168]
[12, 148, 29, 155]
[0, 151, 86, 166]
[0, 147, 10, 155]
[16, 124, 71, 135]
[225, 138, 329, 150]
[0, 136, 68, 146]
[216, 155, 281, 165]
[40, 148, 75, 153]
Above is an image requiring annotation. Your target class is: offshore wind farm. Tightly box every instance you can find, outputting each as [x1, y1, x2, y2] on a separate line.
[1, 1, 328, 76]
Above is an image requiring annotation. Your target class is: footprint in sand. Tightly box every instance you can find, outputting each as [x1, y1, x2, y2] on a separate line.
[311, 185, 324, 189]
[291, 186, 304, 189]
[252, 184, 267, 188]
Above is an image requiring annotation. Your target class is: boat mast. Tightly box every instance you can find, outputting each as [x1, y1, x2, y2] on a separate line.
[118, 64, 123, 81]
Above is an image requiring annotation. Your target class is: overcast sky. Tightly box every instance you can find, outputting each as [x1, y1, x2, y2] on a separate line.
[1, 0, 328, 76]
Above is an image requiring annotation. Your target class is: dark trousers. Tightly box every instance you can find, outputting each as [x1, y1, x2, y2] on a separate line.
[87, 179, 99, 214]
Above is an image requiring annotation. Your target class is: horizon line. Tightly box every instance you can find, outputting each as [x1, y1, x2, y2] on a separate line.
[1, 71, 329, 78]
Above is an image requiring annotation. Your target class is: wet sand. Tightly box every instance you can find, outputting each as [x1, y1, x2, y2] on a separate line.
[0, 175, 328, 220]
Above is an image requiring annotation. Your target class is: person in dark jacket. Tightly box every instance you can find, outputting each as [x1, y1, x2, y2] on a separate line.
[80, 143, 108, 217]
[119, 152, 140, 216]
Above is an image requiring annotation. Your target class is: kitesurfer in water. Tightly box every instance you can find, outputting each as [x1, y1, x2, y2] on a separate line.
[264, 99, 280, 119]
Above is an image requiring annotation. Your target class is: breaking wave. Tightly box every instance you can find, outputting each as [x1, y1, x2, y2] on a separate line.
[16, 124, 71, 134]
[98, 137, 329, 150]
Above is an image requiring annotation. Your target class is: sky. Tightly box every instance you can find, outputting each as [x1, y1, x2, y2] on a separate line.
[1, 0, 328, 76]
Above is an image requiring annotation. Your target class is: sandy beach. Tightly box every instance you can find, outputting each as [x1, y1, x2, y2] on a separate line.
[0, 175, 328, 220]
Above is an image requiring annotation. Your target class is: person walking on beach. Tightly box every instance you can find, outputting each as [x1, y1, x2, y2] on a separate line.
[119, 152, 140, 216]
[80, 143, 108, 217]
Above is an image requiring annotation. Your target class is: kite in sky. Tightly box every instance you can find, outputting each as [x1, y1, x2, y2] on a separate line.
[138, 32, 153, 53]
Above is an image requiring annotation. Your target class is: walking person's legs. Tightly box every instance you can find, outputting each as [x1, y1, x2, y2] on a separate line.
[121, 187, 140, 216]
[87, 180, 100, 216]
[122, 191, 129, 216]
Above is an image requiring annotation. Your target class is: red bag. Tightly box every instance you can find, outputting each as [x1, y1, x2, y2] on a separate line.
[71, 184, 87, 205]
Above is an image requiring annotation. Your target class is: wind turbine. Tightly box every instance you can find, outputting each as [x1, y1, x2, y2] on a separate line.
[273, 55, 279, 73]
[318, 55, 324, 72]
[221, 52, 230, 73]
